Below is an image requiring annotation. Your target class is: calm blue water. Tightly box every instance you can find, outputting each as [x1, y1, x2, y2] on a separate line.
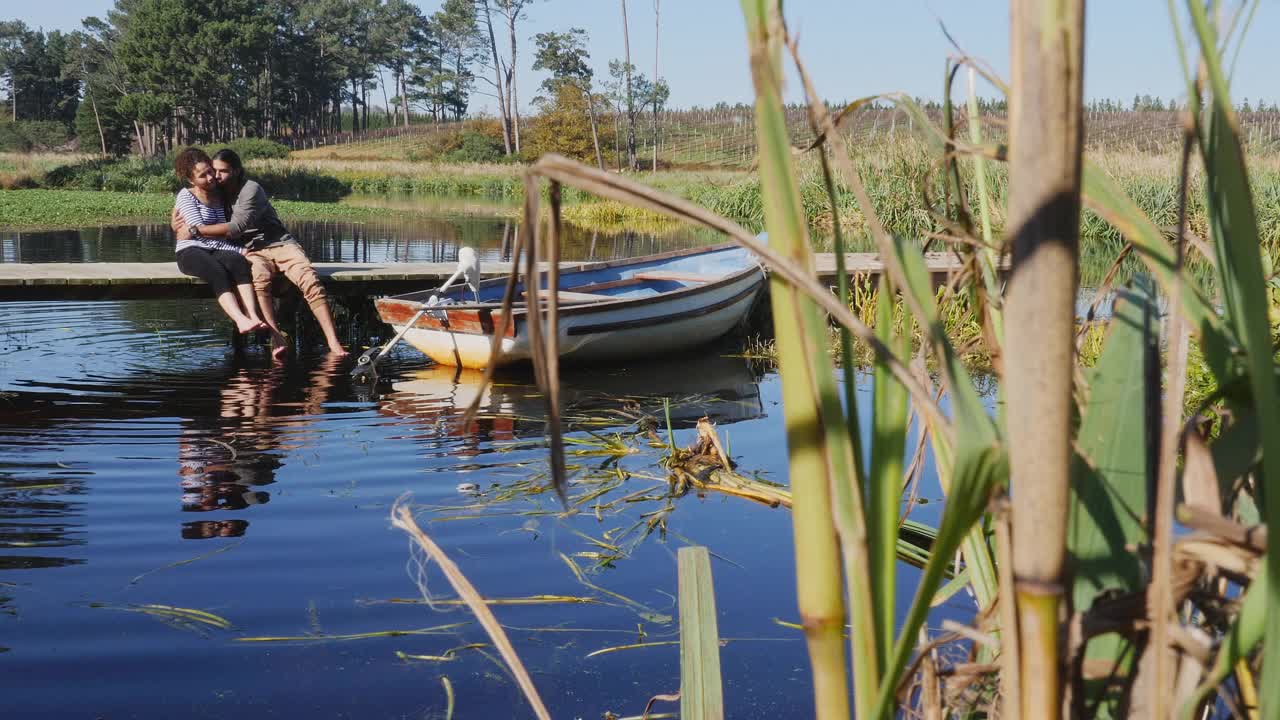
[0, 217, 719, 265]
[0, 220, 964, 719]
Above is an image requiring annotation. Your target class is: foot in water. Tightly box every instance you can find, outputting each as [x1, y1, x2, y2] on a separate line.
[236, 318, 268, 334]
[271, 330, 290, 362]
[328, 346, 350, 358]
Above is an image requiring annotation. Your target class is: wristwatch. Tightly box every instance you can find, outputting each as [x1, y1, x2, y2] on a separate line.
[190, 223, 202, 237]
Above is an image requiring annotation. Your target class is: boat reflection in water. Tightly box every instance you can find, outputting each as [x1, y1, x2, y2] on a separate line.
[379, 350, 766, 455]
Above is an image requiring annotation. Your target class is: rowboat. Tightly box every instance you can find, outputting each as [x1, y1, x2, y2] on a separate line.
[372, 242, 766, 370]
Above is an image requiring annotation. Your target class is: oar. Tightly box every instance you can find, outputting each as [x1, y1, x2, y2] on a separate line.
[351, 248, 480, 383]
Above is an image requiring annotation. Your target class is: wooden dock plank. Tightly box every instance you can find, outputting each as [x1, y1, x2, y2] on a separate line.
[0, 253, 1000, 301]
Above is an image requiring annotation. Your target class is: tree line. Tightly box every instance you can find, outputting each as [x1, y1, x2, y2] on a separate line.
[12, 2, 1269, 164]
[0, 0, 493, 157]
[0, 0, 672, 170]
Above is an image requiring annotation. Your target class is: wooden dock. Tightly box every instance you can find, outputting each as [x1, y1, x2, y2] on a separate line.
[0, 252, 985, 301]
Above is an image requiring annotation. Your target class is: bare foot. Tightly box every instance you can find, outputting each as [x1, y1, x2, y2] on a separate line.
[328, 346, 350, 357]
[270, 330, 290, 361]
[235, 318, 266, 334]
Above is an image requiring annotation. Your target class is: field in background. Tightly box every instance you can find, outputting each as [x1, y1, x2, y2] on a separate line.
[6, 110, 1280, 259]
[285, 107, 1280, 168]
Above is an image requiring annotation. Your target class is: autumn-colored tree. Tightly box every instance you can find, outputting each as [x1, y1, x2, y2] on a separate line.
[525, 82, 613, 164]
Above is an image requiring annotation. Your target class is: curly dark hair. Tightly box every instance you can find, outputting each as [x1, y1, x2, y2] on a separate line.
[174, 147, 213, 184]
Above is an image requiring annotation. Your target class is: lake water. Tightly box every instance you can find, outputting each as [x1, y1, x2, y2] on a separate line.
[0, 218, 960, 718]
[0, 216, 721, 266]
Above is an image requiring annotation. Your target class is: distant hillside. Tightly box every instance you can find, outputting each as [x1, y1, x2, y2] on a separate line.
[286, 108, 1280, 168]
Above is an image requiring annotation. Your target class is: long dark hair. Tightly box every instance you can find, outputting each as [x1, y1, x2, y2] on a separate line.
[211, 148, 245, 185]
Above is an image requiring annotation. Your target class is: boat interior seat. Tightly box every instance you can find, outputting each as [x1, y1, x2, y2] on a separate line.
[631, 270, 720, 284]
[523, 290, 614, 304]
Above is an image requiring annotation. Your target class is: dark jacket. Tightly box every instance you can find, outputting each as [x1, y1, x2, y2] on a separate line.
[225, 180, 297, 251]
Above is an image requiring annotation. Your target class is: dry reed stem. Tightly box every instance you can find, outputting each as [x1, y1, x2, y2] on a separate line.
[461, 211, 525, 429]
[543, 181, 566, 501]
[922, 636, 942, 720]
[390, 499, 552, 720]
[1176, 505, 1268, 554]
[642, 693, 681, 720]
[1181, 427, 1222, 516]
[1148, 118, 1197, 720]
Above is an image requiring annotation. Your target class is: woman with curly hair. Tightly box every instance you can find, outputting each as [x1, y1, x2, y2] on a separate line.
[172, 147, 267, 334]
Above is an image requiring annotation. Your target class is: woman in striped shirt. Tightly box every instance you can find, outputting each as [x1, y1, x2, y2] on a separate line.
[173, 148, 267, 334]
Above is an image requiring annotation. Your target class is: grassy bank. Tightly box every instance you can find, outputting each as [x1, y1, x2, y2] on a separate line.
[8, 145, 1280, 257]
[280, 145, 1280, 253]
[0, 188, 494, 229]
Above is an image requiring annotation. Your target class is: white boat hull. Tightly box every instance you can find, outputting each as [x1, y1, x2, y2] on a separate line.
[394, 271, 761, 368]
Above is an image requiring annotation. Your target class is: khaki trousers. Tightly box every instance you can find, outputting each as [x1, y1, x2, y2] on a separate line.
[247, 243, 329, 311]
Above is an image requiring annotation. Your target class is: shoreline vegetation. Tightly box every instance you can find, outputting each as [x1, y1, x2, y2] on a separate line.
[0, 187, 511, 229]
[4, 142, 1280, 257]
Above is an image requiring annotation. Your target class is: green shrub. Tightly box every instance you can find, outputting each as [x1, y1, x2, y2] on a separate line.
[41, 153, 349, 202]
[252, 166, 351, 202]
[442, 131, 506, 164]
[0, 124, 34, 152]
[43, 156, 178, 193]
[0, 121, 73, 152]
[203, 137, 292, 160]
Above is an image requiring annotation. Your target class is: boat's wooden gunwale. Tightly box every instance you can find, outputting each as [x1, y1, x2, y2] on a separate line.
[377, 242, 762, 338]
[375, 303, 514, 338]
[385, 240, 745, 306]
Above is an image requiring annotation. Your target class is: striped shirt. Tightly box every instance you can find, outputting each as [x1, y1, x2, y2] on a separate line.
[174, 189, 245, 254]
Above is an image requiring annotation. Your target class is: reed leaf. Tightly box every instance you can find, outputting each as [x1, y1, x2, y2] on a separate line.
[1184, 5, 1280, 716]
[886, 236, 993, 444]
[1067, 275, 1157, 712]
[238, 623, 470, 643]
[740, 4, 874, 719]
[586, 640, 680, 659]
[964, 67, 1004, 347]
[785, 8, 1005, 709]
[441, 676, 455, 720]
[889, 235, 1001, 612]
[870, 274, 909, 670]
[527, 154, 942, 428]
[1081, 165, 1222, 340]
[678, 547, 725, 720]
[872, 443, 1008, 720]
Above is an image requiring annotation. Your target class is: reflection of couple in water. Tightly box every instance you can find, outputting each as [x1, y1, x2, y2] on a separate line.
[177, 355, 344, 539]
[171, 146, 348, 360]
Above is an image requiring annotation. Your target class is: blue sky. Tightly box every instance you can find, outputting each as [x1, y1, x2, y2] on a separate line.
[12, 1, 1279, 111]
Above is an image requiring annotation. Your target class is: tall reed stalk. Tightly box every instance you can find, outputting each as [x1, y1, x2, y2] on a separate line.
[1005, 1, 1085, 716]
[739, 3, 870, 717]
